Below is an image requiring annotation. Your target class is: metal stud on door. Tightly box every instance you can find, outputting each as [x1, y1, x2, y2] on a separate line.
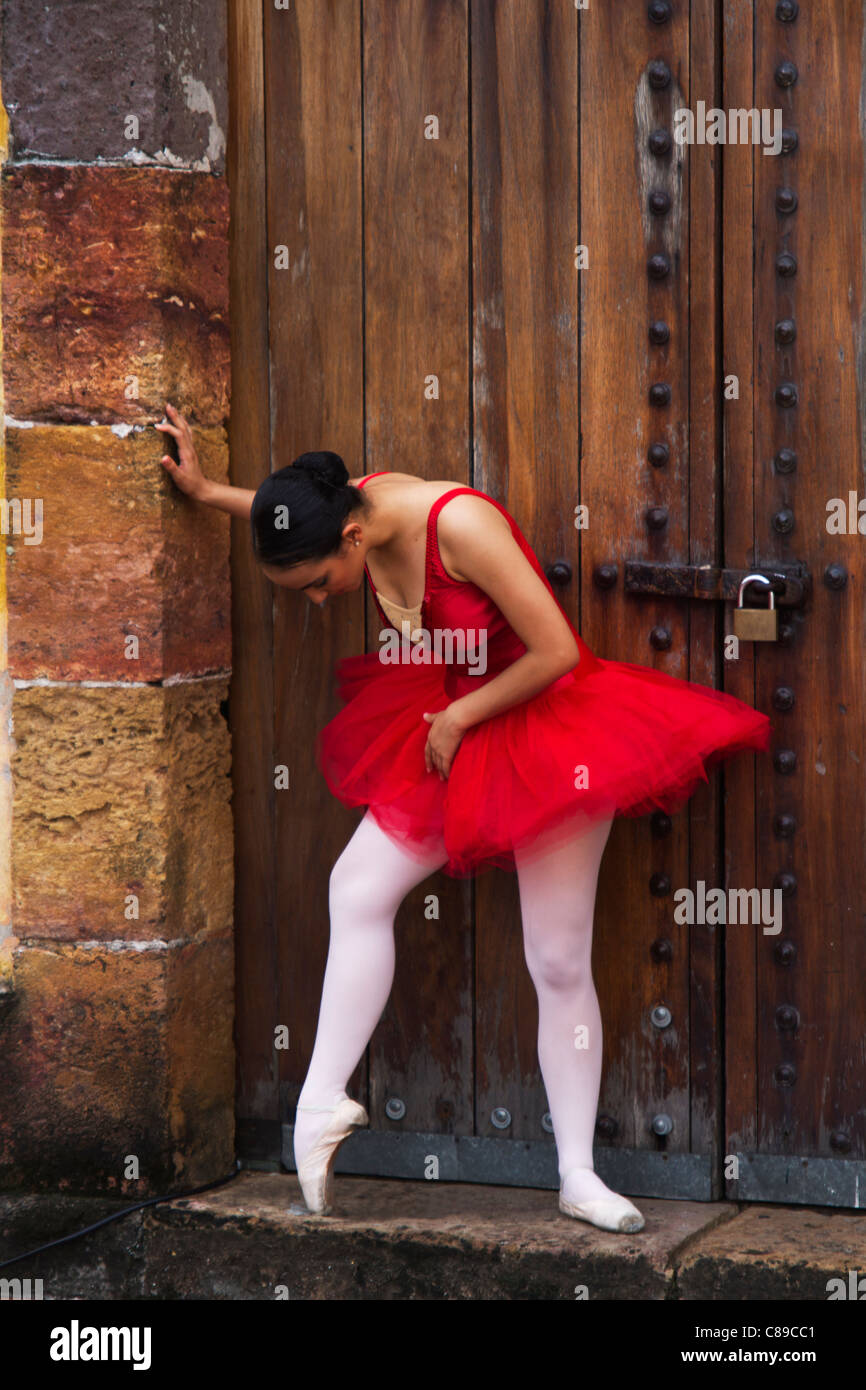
[733, 574, 778, 642]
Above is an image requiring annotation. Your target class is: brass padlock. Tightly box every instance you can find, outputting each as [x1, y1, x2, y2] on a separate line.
[733, 573, 778, 641]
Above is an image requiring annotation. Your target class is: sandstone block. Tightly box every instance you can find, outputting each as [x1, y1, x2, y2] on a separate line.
[1, 165, 229, 424]
[0, 933, 233, 1193]
[11, 681, 232, 940]
[0, 0, 228, 171]
[5, 424, 230, 681]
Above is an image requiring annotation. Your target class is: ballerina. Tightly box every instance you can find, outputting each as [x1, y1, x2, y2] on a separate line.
[156, 403, 772, 1233]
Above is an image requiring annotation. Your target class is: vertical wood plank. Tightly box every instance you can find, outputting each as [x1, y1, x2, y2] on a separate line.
[580, 0, 692, 1154]
[752, 0, 866, 1159]
[363, 0, 474, 1137]
[472, 0, 580, 1145]
[721, 0, 759, 1166]
[228, 0, 278, 1154]
[687, 0, 723, 1184]
[264, 0, 367, 1120]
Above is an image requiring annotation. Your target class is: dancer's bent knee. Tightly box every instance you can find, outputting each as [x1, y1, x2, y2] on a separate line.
[328, 811, 446, 925]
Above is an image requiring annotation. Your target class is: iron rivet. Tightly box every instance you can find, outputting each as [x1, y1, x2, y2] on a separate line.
[773, 812, 797, 837]
[772, 686, 795, 712]
[593, 562, 618, 590]
[647, 59, 671, 89]
[596, 1114, 619, 1140]
[775, 318, 796, 344]
[648, 441, 670, 466]
[649, 625, 672, 650]
[648, 128, 672, 156]
[774, 938, 797, 965]
[774, 1063, 796, 1087]
[775, 0, 799, 20]
[773, 748, 797, 775]
[385, 1097, 406, 1120]
[491, 1107, 511, 1129]
[648, 252, 672, 279]
[830, 1130, 851, 1154]
[649, 382, 672, 406]
[541, 1112, 554, 1134]
[774, 60, 798, 88]
[651, 1113, 674, 1135]
[651, 1005, 672, 1029]
[649, 189, 671, 215]
[775, 1004, 799, 1031]
[773, 871, 797, 897]
[772, 507, 795, 534]
[775, 186, 798, 213]
[649, 872, 671, 896]
[774, 447, 797, 473]
[647, 1, 672, 24]
[774, 381, 798, 407]
[649, 319, 670, 344]
[646, 506, 669, 531]
[545, 560, 572, 586]
[781, 128, 798, 154]
[775, 251, 797, 277]
[650, 937, 673, 962]
[650, 811, 672, 836]
[823, 562, 847, 590]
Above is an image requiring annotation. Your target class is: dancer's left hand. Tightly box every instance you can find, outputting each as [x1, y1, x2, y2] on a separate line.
[422, 708, 466, 780]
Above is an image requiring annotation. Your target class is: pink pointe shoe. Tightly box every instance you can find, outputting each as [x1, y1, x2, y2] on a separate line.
[558, 1166, 646, 1233]
[294, 1091, 369, 1214]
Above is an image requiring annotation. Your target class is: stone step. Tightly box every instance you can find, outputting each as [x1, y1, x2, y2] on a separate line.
[3, 1171, 866, 1300]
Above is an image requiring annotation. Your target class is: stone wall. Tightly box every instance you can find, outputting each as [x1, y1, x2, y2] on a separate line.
[0, 0, 235, 1194]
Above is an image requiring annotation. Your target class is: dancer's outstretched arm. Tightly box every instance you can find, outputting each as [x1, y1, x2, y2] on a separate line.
[155, 402, 256, 518]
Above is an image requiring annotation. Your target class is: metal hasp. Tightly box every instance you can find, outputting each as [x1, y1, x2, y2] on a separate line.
[621, 560, 809, 606]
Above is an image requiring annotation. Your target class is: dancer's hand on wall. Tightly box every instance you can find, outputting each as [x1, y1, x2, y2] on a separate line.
[155, 403, 209, 500]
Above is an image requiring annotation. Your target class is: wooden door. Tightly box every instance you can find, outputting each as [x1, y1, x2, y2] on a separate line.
[228, 0, 865, 1207]
[722, 0, 866, 1207]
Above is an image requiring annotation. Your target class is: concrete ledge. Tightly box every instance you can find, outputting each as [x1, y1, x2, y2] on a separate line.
[2, 1173, 865, 1299]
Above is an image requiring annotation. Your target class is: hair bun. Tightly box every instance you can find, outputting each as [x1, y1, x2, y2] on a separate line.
[290, 451, 349, 490]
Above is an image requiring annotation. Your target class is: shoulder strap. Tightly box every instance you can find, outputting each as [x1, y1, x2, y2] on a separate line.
[427, 486, 517, 571]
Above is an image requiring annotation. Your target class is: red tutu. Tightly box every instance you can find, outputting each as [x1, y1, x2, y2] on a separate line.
[316, 478, 773, 878]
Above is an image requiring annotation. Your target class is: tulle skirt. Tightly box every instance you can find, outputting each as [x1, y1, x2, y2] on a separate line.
[316, 650, 773, 878]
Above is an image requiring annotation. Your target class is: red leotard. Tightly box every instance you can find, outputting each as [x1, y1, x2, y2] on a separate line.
[315, 474, 772, 878]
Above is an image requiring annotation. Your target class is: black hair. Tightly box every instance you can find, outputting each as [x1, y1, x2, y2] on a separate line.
[249, 452, 369, 569]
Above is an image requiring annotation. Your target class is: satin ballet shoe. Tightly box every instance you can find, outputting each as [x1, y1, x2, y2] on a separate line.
[558, 1166, 646, 1233]
[294, 1092, 369, 1215]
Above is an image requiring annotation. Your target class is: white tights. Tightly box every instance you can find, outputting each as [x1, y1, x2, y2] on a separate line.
[294, 808, 618, 1208]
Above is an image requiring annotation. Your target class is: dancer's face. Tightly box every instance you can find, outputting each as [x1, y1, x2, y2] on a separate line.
[261, 530, 366, 606]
